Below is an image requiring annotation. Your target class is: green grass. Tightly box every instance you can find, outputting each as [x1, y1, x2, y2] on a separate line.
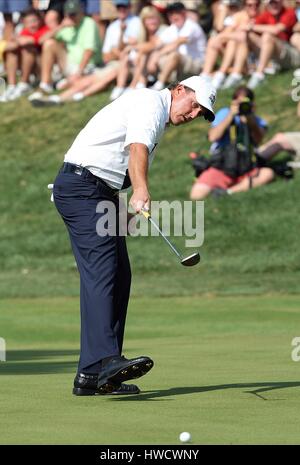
[1, 71, 300, 444]
[0, 71, 299, 298]
[1, 295, 300, 445]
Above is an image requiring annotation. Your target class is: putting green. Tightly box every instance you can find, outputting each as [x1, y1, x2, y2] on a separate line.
[1, 295, 300, 445]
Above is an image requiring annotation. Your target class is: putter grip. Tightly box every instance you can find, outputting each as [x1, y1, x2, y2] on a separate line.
[141, 209, 151, 220]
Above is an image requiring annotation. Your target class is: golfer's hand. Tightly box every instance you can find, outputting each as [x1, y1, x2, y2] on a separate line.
[129, 188, 150, 213]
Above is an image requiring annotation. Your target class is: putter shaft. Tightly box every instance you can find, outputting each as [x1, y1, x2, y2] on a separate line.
[141, 209, 182, 259]
[148, 216, 182, 259]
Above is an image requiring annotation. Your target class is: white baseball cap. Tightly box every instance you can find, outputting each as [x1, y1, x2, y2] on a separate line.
[180, 76, 217, 122]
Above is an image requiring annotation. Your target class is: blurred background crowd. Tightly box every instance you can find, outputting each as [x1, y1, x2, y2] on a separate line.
[1, 0, 300, 100]
[0, 0, 299, 197]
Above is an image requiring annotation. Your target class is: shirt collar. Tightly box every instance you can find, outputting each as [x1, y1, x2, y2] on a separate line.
[160, 88, 172, 124]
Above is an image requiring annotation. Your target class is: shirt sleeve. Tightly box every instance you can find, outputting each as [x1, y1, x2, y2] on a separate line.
[56, 27, 70, 41]
[20, 28, 31, 37]
[255, 11, 269, 25]
[124, 93, 165, 153]
[34, 25, 50, 44]
[80, 18, 101, 51]
[159, 25, 177, 44]
[123, 17, 141, 44]
[102, 23, 116, 53]
[255, 115, 268, 130]
[179, 20, 202, 43]
[211, 107, 230, 128]
[279, 8, 297, 31]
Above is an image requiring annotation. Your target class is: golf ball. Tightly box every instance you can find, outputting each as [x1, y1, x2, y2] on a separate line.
[179, 432, 191, 443]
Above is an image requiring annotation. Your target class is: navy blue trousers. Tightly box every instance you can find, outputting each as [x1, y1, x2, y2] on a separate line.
[53, 171, 131, 374]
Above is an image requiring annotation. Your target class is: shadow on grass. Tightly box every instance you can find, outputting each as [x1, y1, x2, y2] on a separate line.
[0, 350, 78, 375]
[111, 381, 300, 402]
[0, 348, 142, 375]
[1, 351, 299, 401]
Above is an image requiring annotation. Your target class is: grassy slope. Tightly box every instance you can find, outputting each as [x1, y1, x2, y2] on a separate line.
[1, 295, 300, 445]
[1, 73, 300, 445]
[0, 72, 299, 298]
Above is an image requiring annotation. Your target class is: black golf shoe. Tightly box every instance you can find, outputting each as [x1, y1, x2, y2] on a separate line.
[97, 355, 154, 392]
[73, 372, 140, 396]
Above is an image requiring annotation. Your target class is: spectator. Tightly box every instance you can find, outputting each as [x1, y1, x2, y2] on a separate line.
[1, 9, 50, 101]
[189, 86, 274, 200]
[256, 101, 300, 163]
[0, 38, 19, 97]
[37, 0, 102, 94]
[290, 0, 300, 55]
[201, 0, 261, 89]
[152, 0, 202, 22]
[148, 2, 206, 90]
[111, 5, 166, 97]
[30, 0, 141, 104]
[0, 0, 30, 40]
[213, 0, 242, 33]
[242, 0, 298, 89]
[103, 0, 141, 100]
[44, 1, 66, 29]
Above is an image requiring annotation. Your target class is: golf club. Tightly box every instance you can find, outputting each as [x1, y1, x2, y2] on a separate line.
[141, 209, 200, 267]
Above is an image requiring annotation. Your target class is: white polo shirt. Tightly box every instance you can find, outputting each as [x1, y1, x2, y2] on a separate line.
[160, 18, 206, 62]
[102, 15, 141, 54]
[64, 88, 172, 190]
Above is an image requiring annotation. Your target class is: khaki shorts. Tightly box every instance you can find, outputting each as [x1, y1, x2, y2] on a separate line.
[0, 40, 7, 61]
[179, 54, 203, 77]
[278, 42, 300, 70]
[93, 60, 120, 77]
[284, 132, 300, 160]
[158, 52, 203, 81]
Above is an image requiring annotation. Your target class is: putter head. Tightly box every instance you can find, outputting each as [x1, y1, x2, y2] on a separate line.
[181, 252, 200, 267]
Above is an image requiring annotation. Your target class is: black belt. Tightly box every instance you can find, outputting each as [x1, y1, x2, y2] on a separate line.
[60, 162, 119, 195]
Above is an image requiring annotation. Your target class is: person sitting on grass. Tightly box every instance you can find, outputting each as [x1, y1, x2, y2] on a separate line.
[0, 37, 20, 100]
[231, 0, 298, 90]
[201, 0, 262, 89]
[189, 86, 274, 200]
[290, 2, 300, 71]
[256, 101, 300, 165]
[111, 5, 167, 96]
[30, 0, 141, 106]
[0, 8, 50, 101]
[212, 0, 242, 33]
[0, 0, 30, 41]
[32, 0, 103, 97]
[148, 2, 207, 91]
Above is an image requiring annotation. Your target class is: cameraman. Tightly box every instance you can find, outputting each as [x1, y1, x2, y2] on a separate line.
[190, 86, 274, 200]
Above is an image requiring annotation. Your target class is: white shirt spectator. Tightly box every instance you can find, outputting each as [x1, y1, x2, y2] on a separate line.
[102, 14, 142, 54]
[160, 18, 206, 62]
[64, 88, 171, 190]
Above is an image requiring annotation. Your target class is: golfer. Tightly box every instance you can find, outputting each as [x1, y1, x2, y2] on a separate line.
[53, 76, 216, 396]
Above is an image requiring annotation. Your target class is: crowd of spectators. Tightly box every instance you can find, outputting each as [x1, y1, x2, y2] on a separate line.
[1, 0, 300, 102]
[0, 0, 299, 197]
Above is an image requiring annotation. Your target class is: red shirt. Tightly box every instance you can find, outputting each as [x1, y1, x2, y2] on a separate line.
[20, 25, 49, 46]
[255, 7, 297, 41]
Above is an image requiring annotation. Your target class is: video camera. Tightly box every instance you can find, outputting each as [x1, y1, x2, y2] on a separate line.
[238, 97, 253, 116]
